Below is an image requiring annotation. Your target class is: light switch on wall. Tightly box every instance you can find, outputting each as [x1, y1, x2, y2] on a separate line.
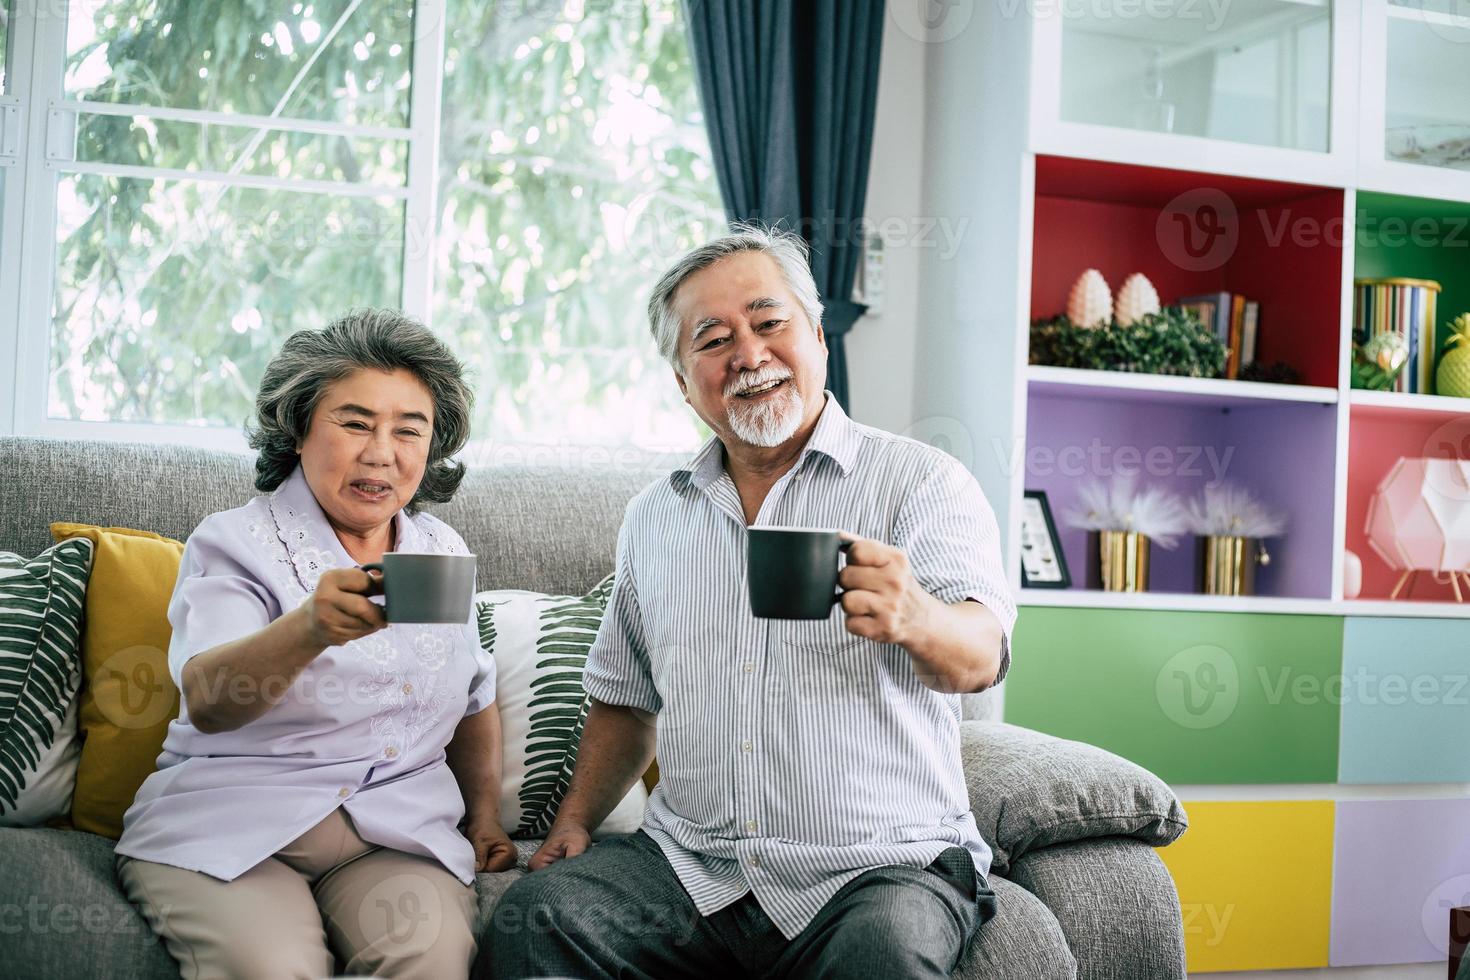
[856, 230, 885, 317]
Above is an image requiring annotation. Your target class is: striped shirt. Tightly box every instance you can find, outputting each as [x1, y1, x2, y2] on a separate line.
[582, 394, 1018, 939]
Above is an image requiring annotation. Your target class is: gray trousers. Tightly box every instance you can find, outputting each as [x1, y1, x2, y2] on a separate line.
[479, 830, 995, 980]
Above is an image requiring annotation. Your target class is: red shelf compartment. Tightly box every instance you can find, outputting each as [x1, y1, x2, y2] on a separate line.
[1031, 155, 1344, 388]
[1346, 402, 1470, 604]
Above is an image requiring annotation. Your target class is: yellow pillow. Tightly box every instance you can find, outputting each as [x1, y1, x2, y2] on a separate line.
[50, 523, 185, 839]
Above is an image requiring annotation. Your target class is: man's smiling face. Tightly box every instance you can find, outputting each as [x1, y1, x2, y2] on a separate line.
[672, 251, 827, 449]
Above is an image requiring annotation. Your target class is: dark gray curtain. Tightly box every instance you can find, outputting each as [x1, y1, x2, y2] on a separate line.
[684, 0, 885, 410]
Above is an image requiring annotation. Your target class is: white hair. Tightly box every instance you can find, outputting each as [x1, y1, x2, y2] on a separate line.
[646, 223, 825, 376]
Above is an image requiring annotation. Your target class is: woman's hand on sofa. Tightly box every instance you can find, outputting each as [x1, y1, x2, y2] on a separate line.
[528, 823, 592, 871]
[466, 816, 518, 873]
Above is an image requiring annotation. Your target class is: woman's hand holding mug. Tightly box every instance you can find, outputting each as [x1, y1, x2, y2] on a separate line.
[298, 567, 388, 649]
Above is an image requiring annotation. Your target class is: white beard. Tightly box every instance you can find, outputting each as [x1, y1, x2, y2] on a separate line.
[726, 381, 804, 448]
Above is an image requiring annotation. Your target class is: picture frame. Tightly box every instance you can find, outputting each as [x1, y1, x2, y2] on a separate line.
[1020, 490, 1071, 589]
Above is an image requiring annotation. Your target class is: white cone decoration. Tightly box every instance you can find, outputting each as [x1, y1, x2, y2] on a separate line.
[1114, 273, 1161, 326]
[1066, 269, 1112, 329]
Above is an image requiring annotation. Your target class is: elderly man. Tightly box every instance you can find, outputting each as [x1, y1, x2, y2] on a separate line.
[482, 226, 1016, 980]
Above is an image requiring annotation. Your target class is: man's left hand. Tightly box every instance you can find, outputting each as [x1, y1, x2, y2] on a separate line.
[836, 533, 933, 650]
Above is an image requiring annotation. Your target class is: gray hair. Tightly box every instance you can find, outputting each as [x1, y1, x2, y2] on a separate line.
[246, 308, 474, 513]
[647, 223, 824, 375]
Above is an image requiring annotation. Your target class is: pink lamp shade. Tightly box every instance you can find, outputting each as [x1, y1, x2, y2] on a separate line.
[1364, 457, 1470, 573]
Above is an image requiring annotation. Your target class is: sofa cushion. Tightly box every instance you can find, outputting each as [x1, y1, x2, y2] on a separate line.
[0, 539, 93, 826]
[475, 576, 647, 839]
[960, 721, 1187, 875]
[0, 826, 177, 980]
[49, 523, 185, 840]
[1006, 837, 1187, 980]
[954, 875, 1078, 980]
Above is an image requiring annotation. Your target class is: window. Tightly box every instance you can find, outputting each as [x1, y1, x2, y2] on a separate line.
[2, 0, 721, 451]
[434, 0, 722, 450]
[45, 2, 415, 430]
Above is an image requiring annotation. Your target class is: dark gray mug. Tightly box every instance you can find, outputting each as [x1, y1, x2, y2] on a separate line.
[747, 527, 850, 620]
[360, 553, 477, 624]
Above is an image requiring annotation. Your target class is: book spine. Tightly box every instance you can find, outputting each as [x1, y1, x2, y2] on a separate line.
[1242, 301, 1259, 367]
[1227, 295, 1245, 380]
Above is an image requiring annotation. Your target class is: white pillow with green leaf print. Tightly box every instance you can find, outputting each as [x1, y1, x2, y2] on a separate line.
[0, 537, 94, 826]
[475, 574, 647, 840]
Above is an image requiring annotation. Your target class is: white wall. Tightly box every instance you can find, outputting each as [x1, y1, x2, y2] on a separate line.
[843, 13, 928, 438]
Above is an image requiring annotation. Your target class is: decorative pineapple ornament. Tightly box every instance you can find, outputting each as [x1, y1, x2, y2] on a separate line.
[1066, 269, 1112, 329]
[1437, 313, 1470, 398]
[1114, 273, 1161, 326]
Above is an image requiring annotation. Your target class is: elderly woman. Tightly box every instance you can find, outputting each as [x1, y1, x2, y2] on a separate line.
[113, 309, 516, 980]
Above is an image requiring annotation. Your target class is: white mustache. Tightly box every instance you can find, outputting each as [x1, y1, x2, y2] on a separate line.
[724, 367, 795, 399]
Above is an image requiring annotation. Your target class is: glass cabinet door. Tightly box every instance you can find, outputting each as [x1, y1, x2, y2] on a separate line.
[1058, 0, 1332, 151]
[1384, 1, 1470, 171]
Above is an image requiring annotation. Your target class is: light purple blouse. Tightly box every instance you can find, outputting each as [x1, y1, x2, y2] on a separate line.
[114, 465, 496, 885]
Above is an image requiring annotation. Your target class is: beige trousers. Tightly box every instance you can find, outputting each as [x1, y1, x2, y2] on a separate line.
[116, 807, 478, 980]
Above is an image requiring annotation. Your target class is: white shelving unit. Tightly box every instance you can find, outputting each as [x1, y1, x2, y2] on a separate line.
[1028, 365, 1341, 407]
[1347, 388, 1470, 416]
[939, 0, 1470, 618]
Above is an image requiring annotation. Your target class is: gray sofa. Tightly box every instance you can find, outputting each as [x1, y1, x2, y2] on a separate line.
[0, 436, 1189, 979]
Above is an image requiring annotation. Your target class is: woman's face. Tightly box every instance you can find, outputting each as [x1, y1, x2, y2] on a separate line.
[296, 367, 436, 538]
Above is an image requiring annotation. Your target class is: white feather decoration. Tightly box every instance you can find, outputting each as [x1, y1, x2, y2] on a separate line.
[1066, 269, 1112, 329]
[1062, 475, 1187, 549]
[1185, 484, 1287, 538]
[1114, 273, 1161, 326]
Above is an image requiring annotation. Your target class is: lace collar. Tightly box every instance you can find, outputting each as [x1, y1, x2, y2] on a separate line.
[267, 466, 424, 594]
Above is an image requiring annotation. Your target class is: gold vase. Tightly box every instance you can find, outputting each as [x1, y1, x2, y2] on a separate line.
[1197, 535, 1269, 596]
[1087, 531, 1151, 592]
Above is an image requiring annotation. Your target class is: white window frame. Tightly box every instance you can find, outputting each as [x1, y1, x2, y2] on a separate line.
[0, 0, 446, 449]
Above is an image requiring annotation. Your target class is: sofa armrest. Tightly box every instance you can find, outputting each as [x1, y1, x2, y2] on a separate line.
[960, 721, 1187, 875]
[1006, 837, 1187, 980]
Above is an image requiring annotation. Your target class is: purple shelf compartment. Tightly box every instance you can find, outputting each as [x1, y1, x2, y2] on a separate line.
[1024, 387, 1338, 600]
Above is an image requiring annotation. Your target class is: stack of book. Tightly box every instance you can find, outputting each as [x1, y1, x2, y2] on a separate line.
[1178, 292, 1259, 380]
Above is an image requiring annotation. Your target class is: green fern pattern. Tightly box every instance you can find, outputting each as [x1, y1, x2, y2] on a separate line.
[0, 539, 93, 814]
[514, 574, 614, 838]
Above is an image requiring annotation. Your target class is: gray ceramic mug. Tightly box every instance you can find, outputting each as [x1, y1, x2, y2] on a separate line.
[360, 553, 477, 624]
